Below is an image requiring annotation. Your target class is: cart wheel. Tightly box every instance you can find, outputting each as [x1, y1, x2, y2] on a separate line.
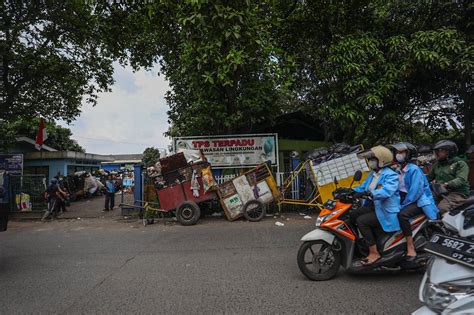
[176, 201, 201, 226]
[243, 200, 265, 222]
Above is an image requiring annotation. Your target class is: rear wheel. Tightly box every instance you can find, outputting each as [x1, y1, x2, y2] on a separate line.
[176, 202, 201, 226]
[297, 240, 341, 281]
[243, 200, 265, 222]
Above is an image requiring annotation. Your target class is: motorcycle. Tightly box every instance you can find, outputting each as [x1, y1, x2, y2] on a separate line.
[297, 170, 431, 281]
[413, 193, 474, 314]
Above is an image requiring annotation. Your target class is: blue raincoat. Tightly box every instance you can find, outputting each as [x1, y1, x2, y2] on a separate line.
[400, 163, 439, 220]
[354, 167, 401, 232]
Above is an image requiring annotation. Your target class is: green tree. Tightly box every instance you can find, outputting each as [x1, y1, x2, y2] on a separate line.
[1, 0, 115, 123]
[1, 118, 85, 152]
[276, 0, 473, 147]
[99, 0, 294, 136]
[142, 147, 160, 167]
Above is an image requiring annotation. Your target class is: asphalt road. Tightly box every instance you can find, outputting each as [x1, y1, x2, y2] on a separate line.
[0, 215, 423, 314]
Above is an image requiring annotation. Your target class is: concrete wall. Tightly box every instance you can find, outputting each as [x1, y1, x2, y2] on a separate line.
[24, 159, 67, 183]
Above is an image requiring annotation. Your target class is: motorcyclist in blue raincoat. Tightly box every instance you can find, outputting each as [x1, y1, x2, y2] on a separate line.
[351, 145, 401, 265]
[391, 142, 439, 261]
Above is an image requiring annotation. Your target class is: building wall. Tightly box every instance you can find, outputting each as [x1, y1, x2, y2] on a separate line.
[24, 159, 67, 182]
[24, 159, 100, 182]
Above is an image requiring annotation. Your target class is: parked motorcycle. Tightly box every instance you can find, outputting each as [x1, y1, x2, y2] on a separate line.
[297, 170, 431, 281]
[413, 197, 474, 314]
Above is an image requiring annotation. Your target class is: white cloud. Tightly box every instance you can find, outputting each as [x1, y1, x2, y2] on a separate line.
[60, 63, 171, 154]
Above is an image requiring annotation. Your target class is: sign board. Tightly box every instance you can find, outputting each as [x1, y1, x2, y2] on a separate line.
[0, 154, 23, 175]
[0, 154, 23, 204]
[173, 134, 278, 169]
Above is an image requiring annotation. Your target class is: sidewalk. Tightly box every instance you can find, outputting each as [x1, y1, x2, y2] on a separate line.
[60, 195, 121, 219]
[10, 194, 125, 220]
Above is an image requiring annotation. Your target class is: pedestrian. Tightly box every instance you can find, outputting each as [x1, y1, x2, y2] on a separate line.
[55, 175, 69, 213]
[42, 179, 65, 221]
[103, 175, 117, 211]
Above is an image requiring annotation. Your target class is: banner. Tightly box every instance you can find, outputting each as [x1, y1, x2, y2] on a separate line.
[0, 154, 23, 204]
[0, 154, 23, 175]
[173, 134, 278, 168]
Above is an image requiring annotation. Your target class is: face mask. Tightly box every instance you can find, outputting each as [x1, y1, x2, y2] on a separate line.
[368, 160, 379, 170]
[396, 153, 406, 163]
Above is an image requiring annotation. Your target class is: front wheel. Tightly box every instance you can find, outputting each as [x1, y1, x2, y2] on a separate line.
[297, 240, 341, 281]
[176, 201, 201, 226]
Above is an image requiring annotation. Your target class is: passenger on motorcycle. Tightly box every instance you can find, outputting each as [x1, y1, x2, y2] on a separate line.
[427, 140, 470, 213]
[351, 146, 401, 265]
[391, 142, 439, 260]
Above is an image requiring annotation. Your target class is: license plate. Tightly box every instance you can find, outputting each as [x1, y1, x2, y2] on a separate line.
[425, 233, 474, 268]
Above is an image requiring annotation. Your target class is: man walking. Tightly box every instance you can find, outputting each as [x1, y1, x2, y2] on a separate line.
[104, 175, 116, 211]
[42, 178, 65, 220]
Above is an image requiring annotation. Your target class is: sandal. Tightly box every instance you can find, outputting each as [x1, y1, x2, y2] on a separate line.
[361, 256, 381, 266]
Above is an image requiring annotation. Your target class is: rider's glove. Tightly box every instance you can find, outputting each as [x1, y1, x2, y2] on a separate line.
[353, 191, 372, 199]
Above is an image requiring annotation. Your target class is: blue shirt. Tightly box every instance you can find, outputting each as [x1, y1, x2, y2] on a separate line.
[399, 163, 439, 220]
[354, 167, 401, 232]
[105, 180, 116, 193]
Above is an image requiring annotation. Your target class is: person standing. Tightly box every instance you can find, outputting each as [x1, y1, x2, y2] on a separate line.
[55, 175, 69, 213]
[104, 175, 116, 211]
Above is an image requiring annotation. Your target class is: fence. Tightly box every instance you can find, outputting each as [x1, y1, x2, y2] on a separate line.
[9, 175, 48, 212]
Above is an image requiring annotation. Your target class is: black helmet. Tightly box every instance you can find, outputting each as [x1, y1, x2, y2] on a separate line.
[433, 140, 458, 158]
[417, 144, 432, 154]
[390, 142, 418, 160]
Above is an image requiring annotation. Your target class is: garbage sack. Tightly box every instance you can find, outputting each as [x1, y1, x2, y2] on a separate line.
[177, 148, 205, 164]
[305, 148, 328, 160]
[84, 176, 99, 195]
[16, 193, 32, 212]
[329, 143, 350, 154]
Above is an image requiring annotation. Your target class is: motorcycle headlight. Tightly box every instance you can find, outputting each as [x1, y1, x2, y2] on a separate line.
[422, 276, 474, 312]
[315, 210, 341, 227]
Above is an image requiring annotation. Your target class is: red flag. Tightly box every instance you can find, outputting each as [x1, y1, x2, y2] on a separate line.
[35, 118, 48, 150]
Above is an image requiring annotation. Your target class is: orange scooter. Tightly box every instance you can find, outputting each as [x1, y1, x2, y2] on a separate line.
[297, 171, 431, 281]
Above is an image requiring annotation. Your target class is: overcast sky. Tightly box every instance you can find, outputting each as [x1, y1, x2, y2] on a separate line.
[60, 62, 171, 155]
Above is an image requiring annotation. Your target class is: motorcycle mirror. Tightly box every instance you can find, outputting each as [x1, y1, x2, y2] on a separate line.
[349, 170, 363, 188]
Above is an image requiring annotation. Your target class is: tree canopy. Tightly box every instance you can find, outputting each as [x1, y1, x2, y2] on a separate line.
[1, 118, 85, 152]
[1, 0, 115, 122]
[276, 0, 472, 147]
[2, 0, 472, 148]
[100, 1, 294, 137]
[101, 0, 472, 147]
[142, 147, 161, 167]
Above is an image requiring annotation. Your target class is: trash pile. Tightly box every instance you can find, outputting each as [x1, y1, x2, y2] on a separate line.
[304, 143, 363, 164]
[146, 151, 217, 195]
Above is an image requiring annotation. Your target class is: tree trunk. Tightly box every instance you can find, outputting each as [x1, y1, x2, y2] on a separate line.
[460, 81, 473, 148]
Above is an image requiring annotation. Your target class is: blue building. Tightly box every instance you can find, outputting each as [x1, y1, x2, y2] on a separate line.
[6, 137, 142, 182]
